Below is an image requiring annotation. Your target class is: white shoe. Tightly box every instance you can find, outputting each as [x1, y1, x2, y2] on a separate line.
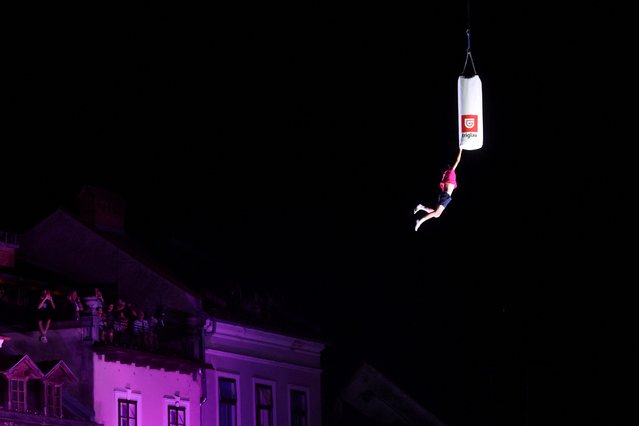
[414, 204, 425, 214]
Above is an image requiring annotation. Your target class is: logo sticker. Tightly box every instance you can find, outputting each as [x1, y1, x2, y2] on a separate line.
[461, 114, 478, 132]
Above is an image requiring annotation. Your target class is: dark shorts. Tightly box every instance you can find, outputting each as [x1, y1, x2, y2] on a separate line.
[437, 191, 452, 208]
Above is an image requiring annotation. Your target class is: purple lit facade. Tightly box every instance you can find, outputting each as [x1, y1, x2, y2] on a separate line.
[202, 321, 324, 426]
[1, 186, 325, 425]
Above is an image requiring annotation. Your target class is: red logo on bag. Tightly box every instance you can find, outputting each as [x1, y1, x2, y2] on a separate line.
[461, 115, 478, 132]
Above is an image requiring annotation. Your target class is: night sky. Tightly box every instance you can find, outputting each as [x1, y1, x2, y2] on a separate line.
[4, 2, 634, 425]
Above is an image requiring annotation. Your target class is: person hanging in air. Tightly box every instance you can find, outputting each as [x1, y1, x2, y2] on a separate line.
[414, 147, 462, 231]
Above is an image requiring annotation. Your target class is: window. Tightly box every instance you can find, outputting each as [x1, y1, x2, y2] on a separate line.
[45, 384, 62, 417]
[10, 380, 26, 411]
[219, 377, 237, 426]
[168, 405, 186, 426]
[290, 390, 308, 426]
[163, 395, 190, 426]
[118, 399, 137, 426]
[255, 384, 273, 426]
[114, 388, 142, 426]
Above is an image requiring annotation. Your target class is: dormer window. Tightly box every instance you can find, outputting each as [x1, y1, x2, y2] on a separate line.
[1, 354, 44, 413]
[45, 383, 62, 417]
[2, 355, 76, 418]
[39, 359, 77, 418]
[9, 379, 27, 411]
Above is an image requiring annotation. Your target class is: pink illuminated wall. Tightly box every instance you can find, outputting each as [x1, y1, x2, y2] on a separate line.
[93, 353, 201, 426]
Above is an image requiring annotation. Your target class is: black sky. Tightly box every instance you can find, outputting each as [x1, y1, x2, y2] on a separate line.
[4, 2, 634, 425]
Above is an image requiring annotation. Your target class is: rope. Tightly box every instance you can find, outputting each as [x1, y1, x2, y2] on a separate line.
[460, 1, 477, 76]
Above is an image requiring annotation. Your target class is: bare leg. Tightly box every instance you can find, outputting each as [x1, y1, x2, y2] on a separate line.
[38, 319, 51, 342]
[414, 204, 434, 214]
[414, 205, 446, 231]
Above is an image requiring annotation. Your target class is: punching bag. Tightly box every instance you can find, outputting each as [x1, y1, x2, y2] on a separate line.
[458, 74, 483, 150]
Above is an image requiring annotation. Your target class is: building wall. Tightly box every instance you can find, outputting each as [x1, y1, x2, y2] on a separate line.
[16, 207, 326, 426]
[205, 351, 322, 426]
[202, 319, 324, 426]
[206, 323, 323, 369]
[93, 353, 201, 426]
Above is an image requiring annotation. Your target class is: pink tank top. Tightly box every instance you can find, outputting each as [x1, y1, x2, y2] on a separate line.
[440, 167, 457, 190]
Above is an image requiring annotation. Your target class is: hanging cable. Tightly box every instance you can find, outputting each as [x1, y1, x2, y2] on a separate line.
[461, 0, 477, 76]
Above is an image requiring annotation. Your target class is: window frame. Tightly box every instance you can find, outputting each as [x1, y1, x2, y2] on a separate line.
[218, 376, 238, 426]
[168, 404, 186, 426]
[118, 398, 138, 426]
[288, 386, 310, 426]
[114, 388, 142, 426]
[9, 379, 27, 412]
[45, 383, 63, 417]
[215, 371, 241, 426]
[163, 395, 190, 426]
[253, 378, 277, 426]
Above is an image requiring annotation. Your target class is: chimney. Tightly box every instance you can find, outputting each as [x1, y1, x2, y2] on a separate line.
[0, 231, 18, 267]
[76, 185, 126, 233]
